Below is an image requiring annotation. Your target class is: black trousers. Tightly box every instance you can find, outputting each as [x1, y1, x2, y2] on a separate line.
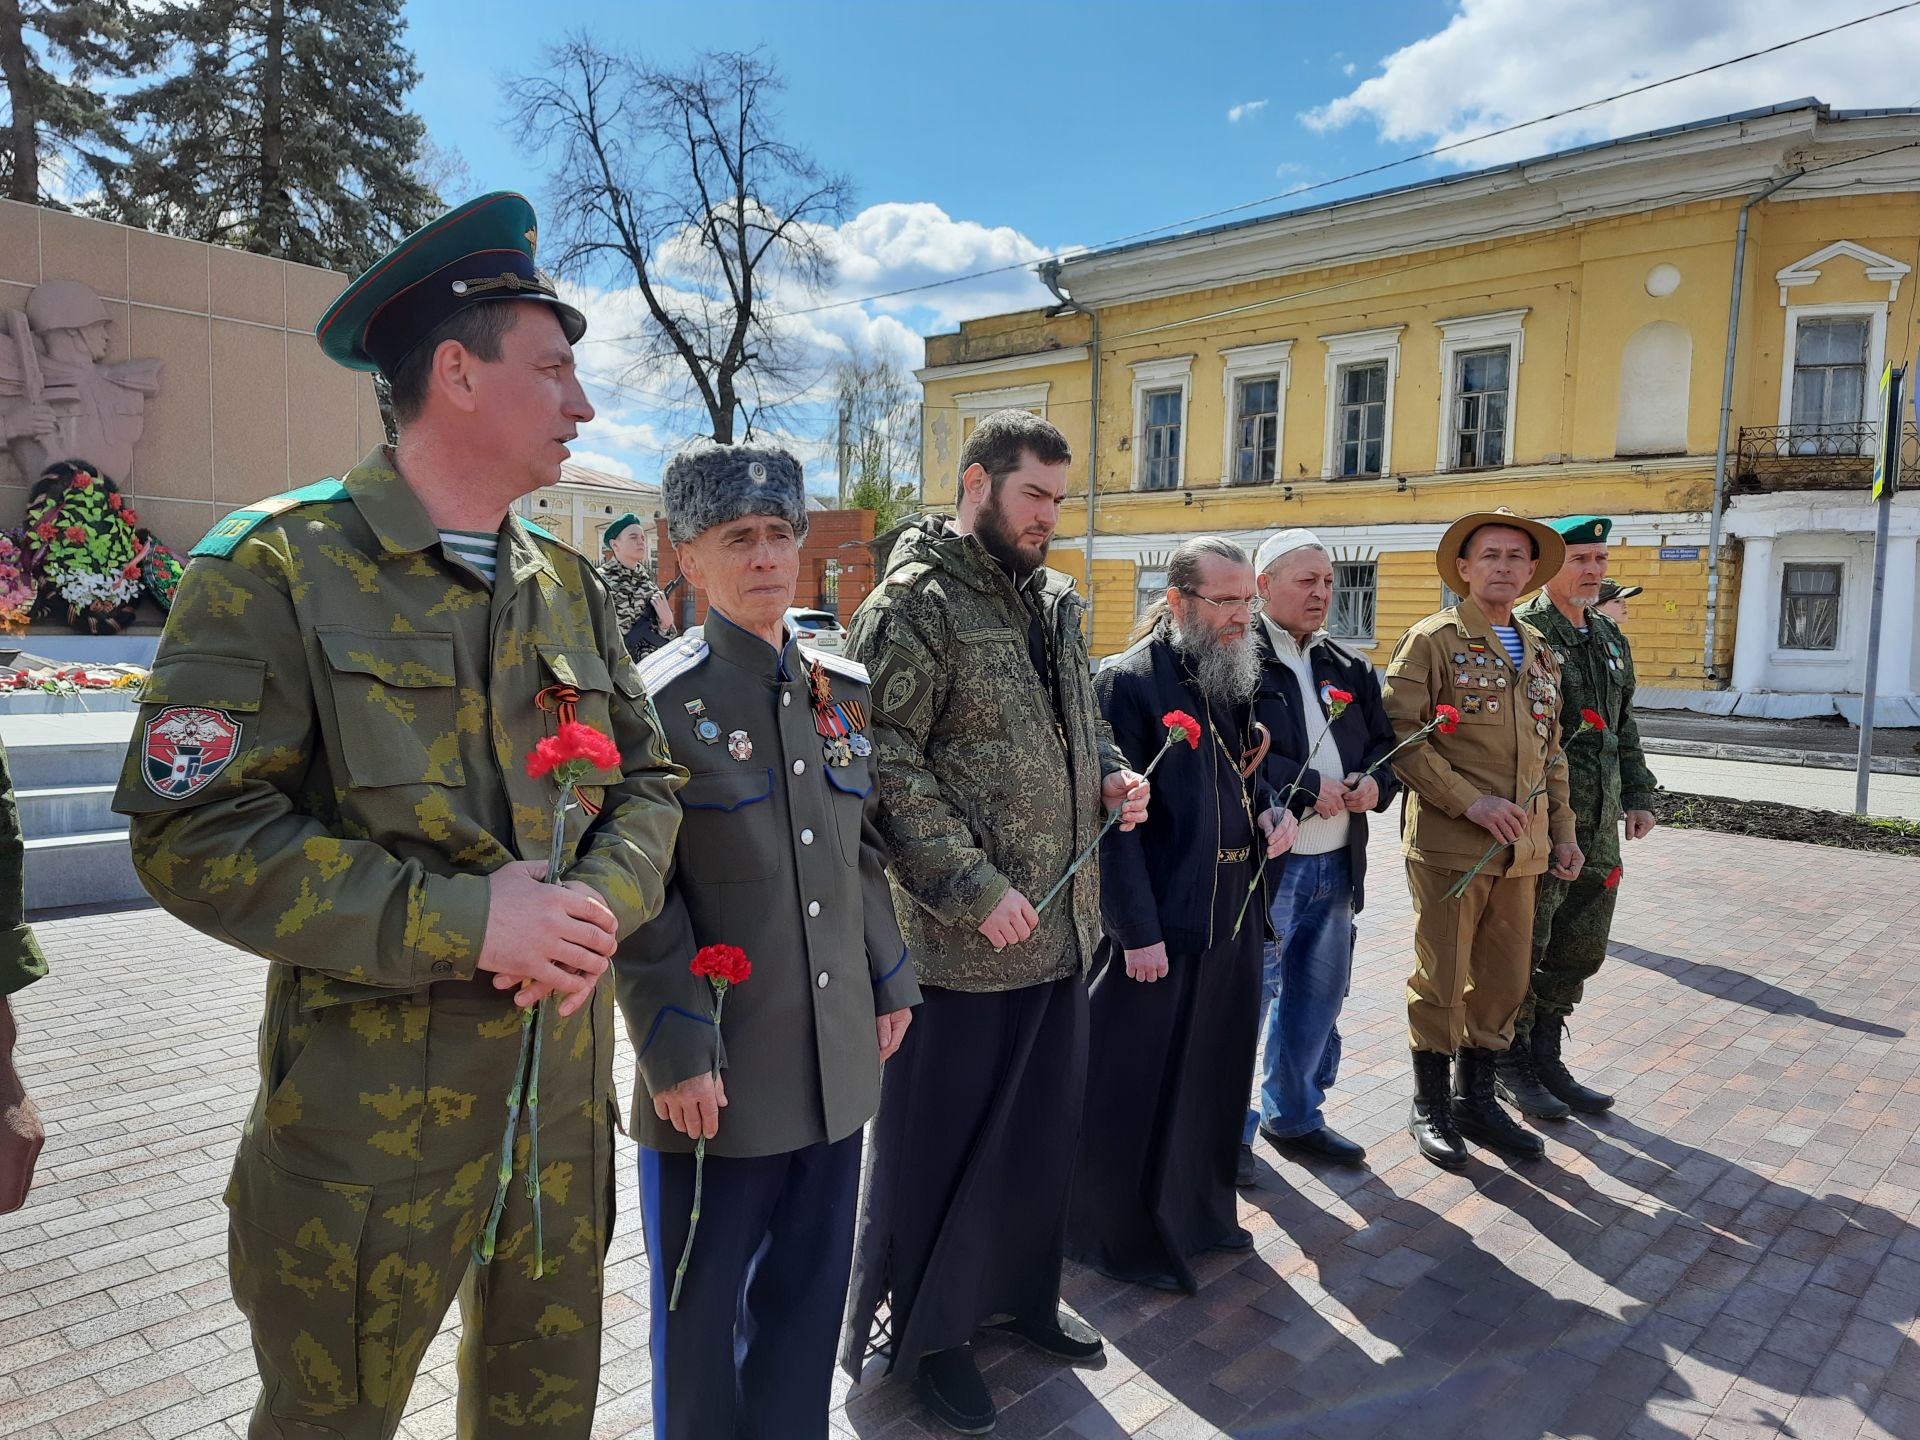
[639, 1130, 861, 1440]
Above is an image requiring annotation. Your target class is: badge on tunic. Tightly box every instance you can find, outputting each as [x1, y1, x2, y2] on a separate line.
[1463, 694, 1483, 714]
[1537, 721, 1550, 738]
[1456, 672, 1471, 686]
[695, 718, 721, 744]
[141, 706, 243, 799]
[1488, 699, 1500, 713]
[728, 729, 753, 761]
[1454, 653, 1468, 664]
[849, 732, 872, 757]
[823, 736, 853, 767]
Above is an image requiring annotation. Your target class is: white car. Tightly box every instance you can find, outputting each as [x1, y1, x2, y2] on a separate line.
[786, 607, 847, 654]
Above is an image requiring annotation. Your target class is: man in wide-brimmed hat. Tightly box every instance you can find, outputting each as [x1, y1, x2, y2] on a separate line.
[1381, 507, 1582, 1168]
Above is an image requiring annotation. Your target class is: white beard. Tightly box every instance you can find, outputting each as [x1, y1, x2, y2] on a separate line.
[1170, 617, 1261, 702]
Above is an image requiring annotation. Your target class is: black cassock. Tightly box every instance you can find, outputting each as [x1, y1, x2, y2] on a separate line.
[1067, 632, 1265, 1292]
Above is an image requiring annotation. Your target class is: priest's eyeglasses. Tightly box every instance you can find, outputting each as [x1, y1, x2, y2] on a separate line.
[1176, 586, 1264, 616]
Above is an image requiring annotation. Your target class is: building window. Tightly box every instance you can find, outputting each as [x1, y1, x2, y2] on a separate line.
[1329, 561, 1377, 642]
[1450, 348, 1511, 468]
[1231, 377, 1280, 484]
[1779, 563, 1841, 650]
[1135, 567, 1169, 621]
[1141, 390, 1183, 490]
[821, 559, 841, 612]
[1336, 363, 1388, 476]
[1788, 317, 1870, 451]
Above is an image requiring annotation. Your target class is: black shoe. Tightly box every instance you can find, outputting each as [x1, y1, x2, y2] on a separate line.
[1214, 1226, 1254, 1252]
[1263, 1124, 1368, 1165]
[1409, 1050, 1468, 1169]
[916, 1345, 996, 1434]
[1235, 1143, 1258, 1187]
[984, 1310, 1104, 1362]
[1533, 1017, 1615, 1113]
[1452, 1048, 1546, 1160]
[1494, 1034, 1572, 1120]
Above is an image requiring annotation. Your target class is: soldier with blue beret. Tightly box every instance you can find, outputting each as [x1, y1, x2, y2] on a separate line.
[619, 441, 920, 1440]
[1504, 515, 1659, 1120]
[112, 192, 685, 1437]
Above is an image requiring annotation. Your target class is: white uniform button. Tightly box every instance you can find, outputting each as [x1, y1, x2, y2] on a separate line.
[792, 759, 806, 775]
[782, 691, 793, 707]
[816, 971, 830, 989]
[807, 900, 821, 917]
[801, 828, 815, 845]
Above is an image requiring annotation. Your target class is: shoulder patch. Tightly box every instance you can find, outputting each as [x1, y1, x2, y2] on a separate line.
[637, 635, 710, 694]
[882, 560, 934, 590]
[802, 646, 868, 684]
[191, 479, 350, 558]
[868, 646, 935, 732]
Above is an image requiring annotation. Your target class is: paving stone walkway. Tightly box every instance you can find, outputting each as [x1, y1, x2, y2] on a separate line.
[2, 824, 1917, 1439]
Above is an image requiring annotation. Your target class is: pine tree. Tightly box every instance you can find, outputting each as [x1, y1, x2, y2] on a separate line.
[98, 0, 440, 272]
[0, 0, 132, 205]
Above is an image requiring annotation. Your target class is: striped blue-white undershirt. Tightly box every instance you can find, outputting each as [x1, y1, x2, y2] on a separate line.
[439, 530, 498, 584]
[1490, 623, 1526, 668]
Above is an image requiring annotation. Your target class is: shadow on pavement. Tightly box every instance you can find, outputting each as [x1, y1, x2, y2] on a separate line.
[1612, 943, 1905, 1039]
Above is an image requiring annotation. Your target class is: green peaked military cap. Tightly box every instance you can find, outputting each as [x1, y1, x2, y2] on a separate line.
[314, 191, 586, 377]
[1549, 515, 1612, 545]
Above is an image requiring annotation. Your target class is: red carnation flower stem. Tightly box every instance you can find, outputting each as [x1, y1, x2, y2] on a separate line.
[671, 945, 750, 1311]
[1442, 714, 1596, 899]
[1031, 716, 1192, 919]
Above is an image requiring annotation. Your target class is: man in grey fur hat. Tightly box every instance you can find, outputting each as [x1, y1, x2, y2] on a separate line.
[617, 442, 920, 1440]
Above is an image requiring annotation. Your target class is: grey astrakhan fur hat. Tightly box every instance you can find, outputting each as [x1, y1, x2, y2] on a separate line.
[662, 442, 810, 545]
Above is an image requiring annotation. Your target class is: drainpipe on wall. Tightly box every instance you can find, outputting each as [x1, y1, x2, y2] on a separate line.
[1703, 168, 1803, 682]
[1038, 260, 1100, 617]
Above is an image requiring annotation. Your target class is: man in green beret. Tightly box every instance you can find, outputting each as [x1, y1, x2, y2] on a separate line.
[600, 511, 677, 658]
[111, 192, 685, 1437]
[0, 738, 48, 1215]
[1504, 516, 1659, 1119]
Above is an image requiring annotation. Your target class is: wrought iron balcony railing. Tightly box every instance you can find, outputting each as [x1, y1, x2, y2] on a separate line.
[1735, 422, 1920, 493]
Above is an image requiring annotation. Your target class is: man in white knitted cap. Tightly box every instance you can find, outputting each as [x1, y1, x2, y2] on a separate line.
[1239, 528, 1400, 1181]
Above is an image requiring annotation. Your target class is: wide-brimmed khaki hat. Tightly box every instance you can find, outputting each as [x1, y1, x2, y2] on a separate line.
[1435, 507, 1565, 591]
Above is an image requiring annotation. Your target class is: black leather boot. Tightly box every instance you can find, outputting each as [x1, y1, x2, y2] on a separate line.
[1408, 1050, 1468, 1169]
[1533, 1016, 1615, 1113]
[1495, 1028, 1572, 1120]
[1452, 1047, 1546, 1160]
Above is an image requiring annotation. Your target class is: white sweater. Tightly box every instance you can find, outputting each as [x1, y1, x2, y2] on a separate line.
[1271, 625, 1351, 856]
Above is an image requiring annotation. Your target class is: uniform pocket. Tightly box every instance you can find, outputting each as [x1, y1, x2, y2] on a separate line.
[677, 768, 778, 882]
[824, 758, 872, 868]
[315, 628, 464, 788]
[225, 1148, 371, 1418]
[536, 646, 623, 767]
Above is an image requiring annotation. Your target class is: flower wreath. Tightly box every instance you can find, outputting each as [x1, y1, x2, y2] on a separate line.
[23, 460, 142, 633]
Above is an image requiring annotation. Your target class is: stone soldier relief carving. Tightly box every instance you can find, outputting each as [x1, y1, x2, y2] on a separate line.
[0, 280, 163, 487]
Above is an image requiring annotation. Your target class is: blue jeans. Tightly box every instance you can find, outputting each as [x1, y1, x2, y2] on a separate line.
[1244, 848, 1354, 1143]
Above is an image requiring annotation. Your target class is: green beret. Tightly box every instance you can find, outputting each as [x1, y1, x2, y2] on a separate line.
[315, 191, 585, 377]
[1549, 515, 1612, 545]
[604, 513, 642, 544]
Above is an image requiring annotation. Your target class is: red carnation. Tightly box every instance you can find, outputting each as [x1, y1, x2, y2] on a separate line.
[72, 475, 92, 489]
[525, 720, 621, 779]
[1327, 688, 1353, 705]
[1580, 708, 1607, 732]
[62, 526, 86, 544]
[106, 493, 121, 509]
[34, 522, 54, 541]
[121, 509, 138, 527]
[1603, 865, 1622, 890]
[690, 943, 752, 987]
[1162, 709, 1201, 749]
[1434, 704, 1461, 734]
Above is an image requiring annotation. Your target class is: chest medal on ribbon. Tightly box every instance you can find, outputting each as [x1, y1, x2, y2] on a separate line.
[807, 657, 867, 767]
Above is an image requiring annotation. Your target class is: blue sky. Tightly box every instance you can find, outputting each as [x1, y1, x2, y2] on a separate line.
[397, 0, 1920, 487]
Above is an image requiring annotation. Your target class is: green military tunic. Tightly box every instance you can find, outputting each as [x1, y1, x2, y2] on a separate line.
[618, 612, 920, 1157]
[1514, 592, 1659, 1028]
[0, 739, 46, 996]
[111, 448, 684, 1438]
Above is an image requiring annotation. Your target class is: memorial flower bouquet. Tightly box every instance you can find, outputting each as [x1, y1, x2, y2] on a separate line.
[669, 943, 752, 1311]
[474, 719, 622, 1277]
[1032, 709, 1200, 917]
[0, 531, 35, 632]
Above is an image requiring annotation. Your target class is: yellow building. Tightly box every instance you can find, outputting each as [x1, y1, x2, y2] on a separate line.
[916, 100, 1920, 721]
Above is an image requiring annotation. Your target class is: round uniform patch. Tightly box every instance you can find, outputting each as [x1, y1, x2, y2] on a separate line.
[142, 706, 243, 799]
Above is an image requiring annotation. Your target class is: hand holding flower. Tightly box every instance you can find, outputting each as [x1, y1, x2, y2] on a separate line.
[1258, 805, 1298, 858]
[1101, 768, 1151, 831]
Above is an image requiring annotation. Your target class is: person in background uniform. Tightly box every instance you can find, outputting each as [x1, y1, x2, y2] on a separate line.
[1068, 536, 1296, 1293]
[110, 193, 685, 1439]
[1501, 517, 1659, 1119]
[601, 510, 678, 658]
[840, 409, 1148, 1436]
[1382, 509, 1581, 1168]
[1595, 577, 1641, 626]
[0, 737, 48, 1215]
[1240, 529, 1398, 1181]
[617, 443, 920, 1440]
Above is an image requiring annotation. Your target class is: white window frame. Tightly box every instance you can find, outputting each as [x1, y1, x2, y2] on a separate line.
[1327, 558, 1378, 645]
[1218, 340, 1293, 487]
[1435, 309, 1527, 474]
[1776, 303, 1888, 457]
[1130, 355, 1194, 491]
[1776, 560, 1843, 654]
[1319, 326, 1402, 479]
[1134, 565, 1170, 621]
[955, 381, 1051, 435]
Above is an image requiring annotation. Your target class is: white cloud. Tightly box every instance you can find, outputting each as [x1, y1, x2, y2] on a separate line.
[563, 450, 636, 480]
[1302, 0, 1920, 167]
[1227, 99, 1270, 124]
[1342, 62, 1356, 77]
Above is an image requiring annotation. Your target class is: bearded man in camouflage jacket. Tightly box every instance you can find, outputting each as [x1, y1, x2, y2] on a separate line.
[840, 409, 1148, 1436]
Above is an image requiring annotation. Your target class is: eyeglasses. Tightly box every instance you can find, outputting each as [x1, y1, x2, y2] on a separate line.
[1176, 586, 1265, 616]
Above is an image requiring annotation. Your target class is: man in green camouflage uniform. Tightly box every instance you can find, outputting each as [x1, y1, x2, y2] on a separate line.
[0, 737, 48, 1215]
[1501, 515, 1658, 1118]
[599, 511, 676, 658]
[110, 193, 684, 1438]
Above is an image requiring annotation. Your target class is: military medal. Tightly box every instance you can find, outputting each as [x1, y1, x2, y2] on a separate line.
[1463, 694, 1482, 714]
[1488, 699, 1500, 713]
[684, 697, 721, 745]
[806, 657, 864, 766]
[849, 732, 872, 757]
[728, 729, 753, 761]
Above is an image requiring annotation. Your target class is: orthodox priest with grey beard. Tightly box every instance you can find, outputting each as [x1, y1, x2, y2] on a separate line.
[1067, 536, 1298, 1292]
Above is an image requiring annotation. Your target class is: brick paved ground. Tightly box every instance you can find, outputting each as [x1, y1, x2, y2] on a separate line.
[3, 824, 1917, 1439]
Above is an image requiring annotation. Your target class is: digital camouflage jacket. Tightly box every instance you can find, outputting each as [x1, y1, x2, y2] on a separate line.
[847, 517, 1128, 992]
[1515, 592, 1659, 870]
